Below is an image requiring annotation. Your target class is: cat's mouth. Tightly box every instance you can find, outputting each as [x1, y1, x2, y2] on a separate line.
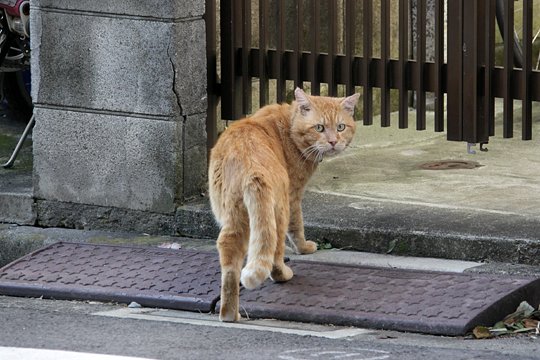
[301, 144, 344, 161]
[324, 148, 341, 157]
[325, 143, 348, 156]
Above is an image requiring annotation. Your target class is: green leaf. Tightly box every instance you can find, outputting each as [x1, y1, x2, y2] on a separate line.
[317, 242, 333, 250]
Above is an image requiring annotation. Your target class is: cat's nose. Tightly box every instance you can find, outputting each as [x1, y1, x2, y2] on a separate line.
[328, 140, 337, 148]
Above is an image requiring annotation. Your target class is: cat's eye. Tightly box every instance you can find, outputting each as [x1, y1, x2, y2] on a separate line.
[337, 123, 346, 132]
[315, 124, 325, 133]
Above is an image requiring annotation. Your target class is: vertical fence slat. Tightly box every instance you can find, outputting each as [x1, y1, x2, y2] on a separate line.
[434, 0, 444, 132]
[363, 0, 373, 125]
[311, 0, 321, 95]
[241, 0, 252, 114]
[381, 0, 391, 127]
[485, 0, 495, 137]
[462, 0, 476, 142]
[446, 0, 463, 140]
[205, 0, 218, 148]
[327, 0, 338, 96]
[294, 0, 303, 89]
[276, 0, 286, 103]
[216, 0, 533, 143]
[345, 0, 355, 96]
[220, 0, 242, 120]
[522, 0, 532, 140]
[503, 0, 514, 138]
[399, 0, 409, 128]
[462, 0, 477, 143]
[259, 0, 269, 107]
[416, 0, 426, 130]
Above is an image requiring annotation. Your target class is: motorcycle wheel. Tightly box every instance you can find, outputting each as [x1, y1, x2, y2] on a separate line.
[2, 70, 32, 122]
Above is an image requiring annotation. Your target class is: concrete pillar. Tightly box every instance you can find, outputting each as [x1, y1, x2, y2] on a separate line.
[30, 1, 207, 233]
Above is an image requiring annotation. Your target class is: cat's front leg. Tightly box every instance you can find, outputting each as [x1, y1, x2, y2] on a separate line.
[287, 199, 317, 254]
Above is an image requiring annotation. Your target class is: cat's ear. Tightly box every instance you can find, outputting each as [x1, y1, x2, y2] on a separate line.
[341, 93, 360, 116]
[294, 87, 312, 115]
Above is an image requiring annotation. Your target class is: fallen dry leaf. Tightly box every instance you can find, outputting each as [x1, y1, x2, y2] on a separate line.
[473, 326, 492, 339]
[475, 301, 540, 338]
[523, 319, 539, 329]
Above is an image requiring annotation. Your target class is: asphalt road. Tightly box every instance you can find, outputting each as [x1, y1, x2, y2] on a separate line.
[1, 296, 539, 360]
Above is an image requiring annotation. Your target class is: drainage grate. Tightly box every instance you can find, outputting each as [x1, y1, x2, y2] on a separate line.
[419, 160, 482, 170]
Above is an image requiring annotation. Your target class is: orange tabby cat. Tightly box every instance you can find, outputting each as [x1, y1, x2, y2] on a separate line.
[208, 88, 359, 322]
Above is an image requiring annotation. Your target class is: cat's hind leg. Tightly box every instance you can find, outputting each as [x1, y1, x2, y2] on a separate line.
[217, 223, 248, 322]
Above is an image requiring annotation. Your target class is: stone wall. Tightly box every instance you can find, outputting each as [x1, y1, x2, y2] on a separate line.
[30, 0, 207, 234]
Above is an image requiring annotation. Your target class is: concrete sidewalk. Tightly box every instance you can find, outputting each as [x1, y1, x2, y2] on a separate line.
[315, 103, 540, 219]
[305, 101, 540, 265]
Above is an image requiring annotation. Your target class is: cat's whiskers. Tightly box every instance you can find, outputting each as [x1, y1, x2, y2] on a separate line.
[301, 144, 325, 167]
[316, 143, 328, 162]
[301, 144, 319, 162]
[315, 146, 325, 163]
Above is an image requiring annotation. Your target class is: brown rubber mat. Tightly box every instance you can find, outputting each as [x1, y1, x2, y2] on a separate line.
[235, 261, 540, 335]
[1, 242, 539, 335]
[0, 242, 221, 312]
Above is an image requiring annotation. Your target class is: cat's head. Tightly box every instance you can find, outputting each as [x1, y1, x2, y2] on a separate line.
[291, 87, 359, 162]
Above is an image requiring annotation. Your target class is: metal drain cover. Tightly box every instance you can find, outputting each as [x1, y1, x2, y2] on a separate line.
[419, 160, 482, 170]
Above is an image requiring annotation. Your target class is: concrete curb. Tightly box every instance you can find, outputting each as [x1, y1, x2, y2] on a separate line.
[177, 191, 540, 266]
[2, 189, 539, 269]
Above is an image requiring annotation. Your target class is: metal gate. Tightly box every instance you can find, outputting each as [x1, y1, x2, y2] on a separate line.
[206, 0, 539, 149]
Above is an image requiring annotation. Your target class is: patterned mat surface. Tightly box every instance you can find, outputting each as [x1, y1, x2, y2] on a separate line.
[1, 242, 539, 335]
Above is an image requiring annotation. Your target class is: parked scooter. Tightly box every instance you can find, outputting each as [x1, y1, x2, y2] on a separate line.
[0, 0, 33, 168]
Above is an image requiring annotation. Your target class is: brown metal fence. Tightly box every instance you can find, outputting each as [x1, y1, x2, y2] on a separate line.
[206, 0, 539, 149]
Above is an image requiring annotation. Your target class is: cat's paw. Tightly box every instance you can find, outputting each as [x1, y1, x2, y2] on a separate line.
[271, 264, 294, 283]
[297, 240, 317, 254]
[219, 307, 241, 322]
[240, 266, 270, 289]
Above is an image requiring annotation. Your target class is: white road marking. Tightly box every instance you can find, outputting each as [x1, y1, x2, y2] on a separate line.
[290, 249, 482, 273]
[94, 308, 372, 339]
[0, 347, 155, 360]
[278, 347, 390, 360]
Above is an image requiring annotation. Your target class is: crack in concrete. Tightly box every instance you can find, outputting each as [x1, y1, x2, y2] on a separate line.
[166, 38, 188, 205]
[166, 41, 183, 117]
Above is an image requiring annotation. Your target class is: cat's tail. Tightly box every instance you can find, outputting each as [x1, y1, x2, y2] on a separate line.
[240, 176, 278, 290]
